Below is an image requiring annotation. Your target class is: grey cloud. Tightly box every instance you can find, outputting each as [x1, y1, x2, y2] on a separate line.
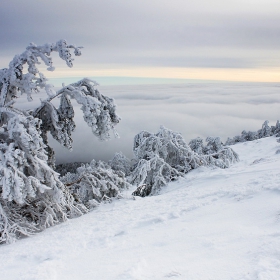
[1, 0, 280, 69]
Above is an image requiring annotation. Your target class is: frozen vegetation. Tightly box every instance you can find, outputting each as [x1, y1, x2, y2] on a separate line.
[0, 40, 280, 279]
[0, 136, 280, 279]
[0, 40, 120, 243]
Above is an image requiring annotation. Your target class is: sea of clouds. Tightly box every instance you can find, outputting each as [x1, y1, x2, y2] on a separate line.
[16, 82, 280, 164]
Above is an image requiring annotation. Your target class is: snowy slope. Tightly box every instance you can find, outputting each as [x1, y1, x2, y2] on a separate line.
[1, 137, 280, 280]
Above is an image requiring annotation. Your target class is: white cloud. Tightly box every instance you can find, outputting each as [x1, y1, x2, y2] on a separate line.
[36, 82, 280, 164]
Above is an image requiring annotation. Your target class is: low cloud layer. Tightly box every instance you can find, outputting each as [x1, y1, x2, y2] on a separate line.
[18, 82, 278, 164]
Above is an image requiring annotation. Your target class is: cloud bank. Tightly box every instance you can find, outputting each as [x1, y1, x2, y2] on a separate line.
[19, 82, 277, 164]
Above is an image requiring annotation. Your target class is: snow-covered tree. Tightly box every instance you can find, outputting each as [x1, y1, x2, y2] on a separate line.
[61, 159, 131, 208]
[130, 126, 238, 196]
[0, 40, 120, 243]
[203, 136, 223, 154]
[271, 120, 280, 137]
[241, 130, 258, 142]
[109, 152, 132, 176]
[258, 120, 271, 138]
[226, 120, 280, 147]
[188, 137, 204, 154]
[189, 135, 239, 169]
[130, 126, 203, 195]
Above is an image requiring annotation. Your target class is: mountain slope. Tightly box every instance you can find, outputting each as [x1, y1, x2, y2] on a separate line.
[0, 137, 280, 280]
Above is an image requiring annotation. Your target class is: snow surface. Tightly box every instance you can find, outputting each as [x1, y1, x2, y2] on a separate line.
[1, 137, 280, 280]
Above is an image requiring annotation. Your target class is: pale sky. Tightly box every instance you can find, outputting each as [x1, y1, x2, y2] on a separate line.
[6, 0, 280, 163]
[1, 0, 280, 83]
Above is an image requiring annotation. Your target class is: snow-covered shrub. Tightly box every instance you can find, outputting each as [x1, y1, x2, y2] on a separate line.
[271, 120, 280, 137]
[200, 136, 238, 168]
[226, 120, 280, 147]
[109, 152, 132, 176]
[130, 156, 182, 195]
[204, 146, 239, 168]
[258, 120, 272, 138]
[134, 126, 203, 171]
[188, 137, 204, 154]
[0, 40, 120, 243]
[225, 137, 235, 146]
[61, 160, 131, 209]
[203, 136, 223, 154]
[56, 162, 86, 176]
[241, 130, 258, 142]
[130, 126, 203, 195]
[130, 126, 238, 196]
[188, 135, 239, 169]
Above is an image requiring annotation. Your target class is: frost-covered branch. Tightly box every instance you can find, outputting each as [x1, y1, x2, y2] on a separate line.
[0, 39, 82, 108]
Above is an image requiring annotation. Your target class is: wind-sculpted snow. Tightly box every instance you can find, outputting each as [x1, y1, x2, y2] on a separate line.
[0, 137, 279, 279]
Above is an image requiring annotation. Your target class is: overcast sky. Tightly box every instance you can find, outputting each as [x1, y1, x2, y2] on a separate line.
[1, 0, 280, 83]
[2, 1, 280, 164]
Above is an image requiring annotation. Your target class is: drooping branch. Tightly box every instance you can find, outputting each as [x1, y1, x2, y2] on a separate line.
[0, 39, 82, 108]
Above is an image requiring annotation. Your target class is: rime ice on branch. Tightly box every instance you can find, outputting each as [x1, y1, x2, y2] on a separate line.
[0, 40, 120, 243]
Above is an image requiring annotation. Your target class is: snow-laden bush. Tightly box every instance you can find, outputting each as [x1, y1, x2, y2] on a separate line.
[203, 136, 223, 154]
[55, 162, 86, 177]
[109, 152, 132, 176]
[226, 120, 280, 146]
[188, 137, 204, 154]
[0, 114, 85, 243]
[129, 126, 238, 196]
[61, 160, 131, 209]
[271, 120, 280, 137]
[240, 130, 258, 142]
[188, 135, 239, 168]
[258, 120, 271, 138]
[204, 146, 239, 168]
[0, 40, 120, 243]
